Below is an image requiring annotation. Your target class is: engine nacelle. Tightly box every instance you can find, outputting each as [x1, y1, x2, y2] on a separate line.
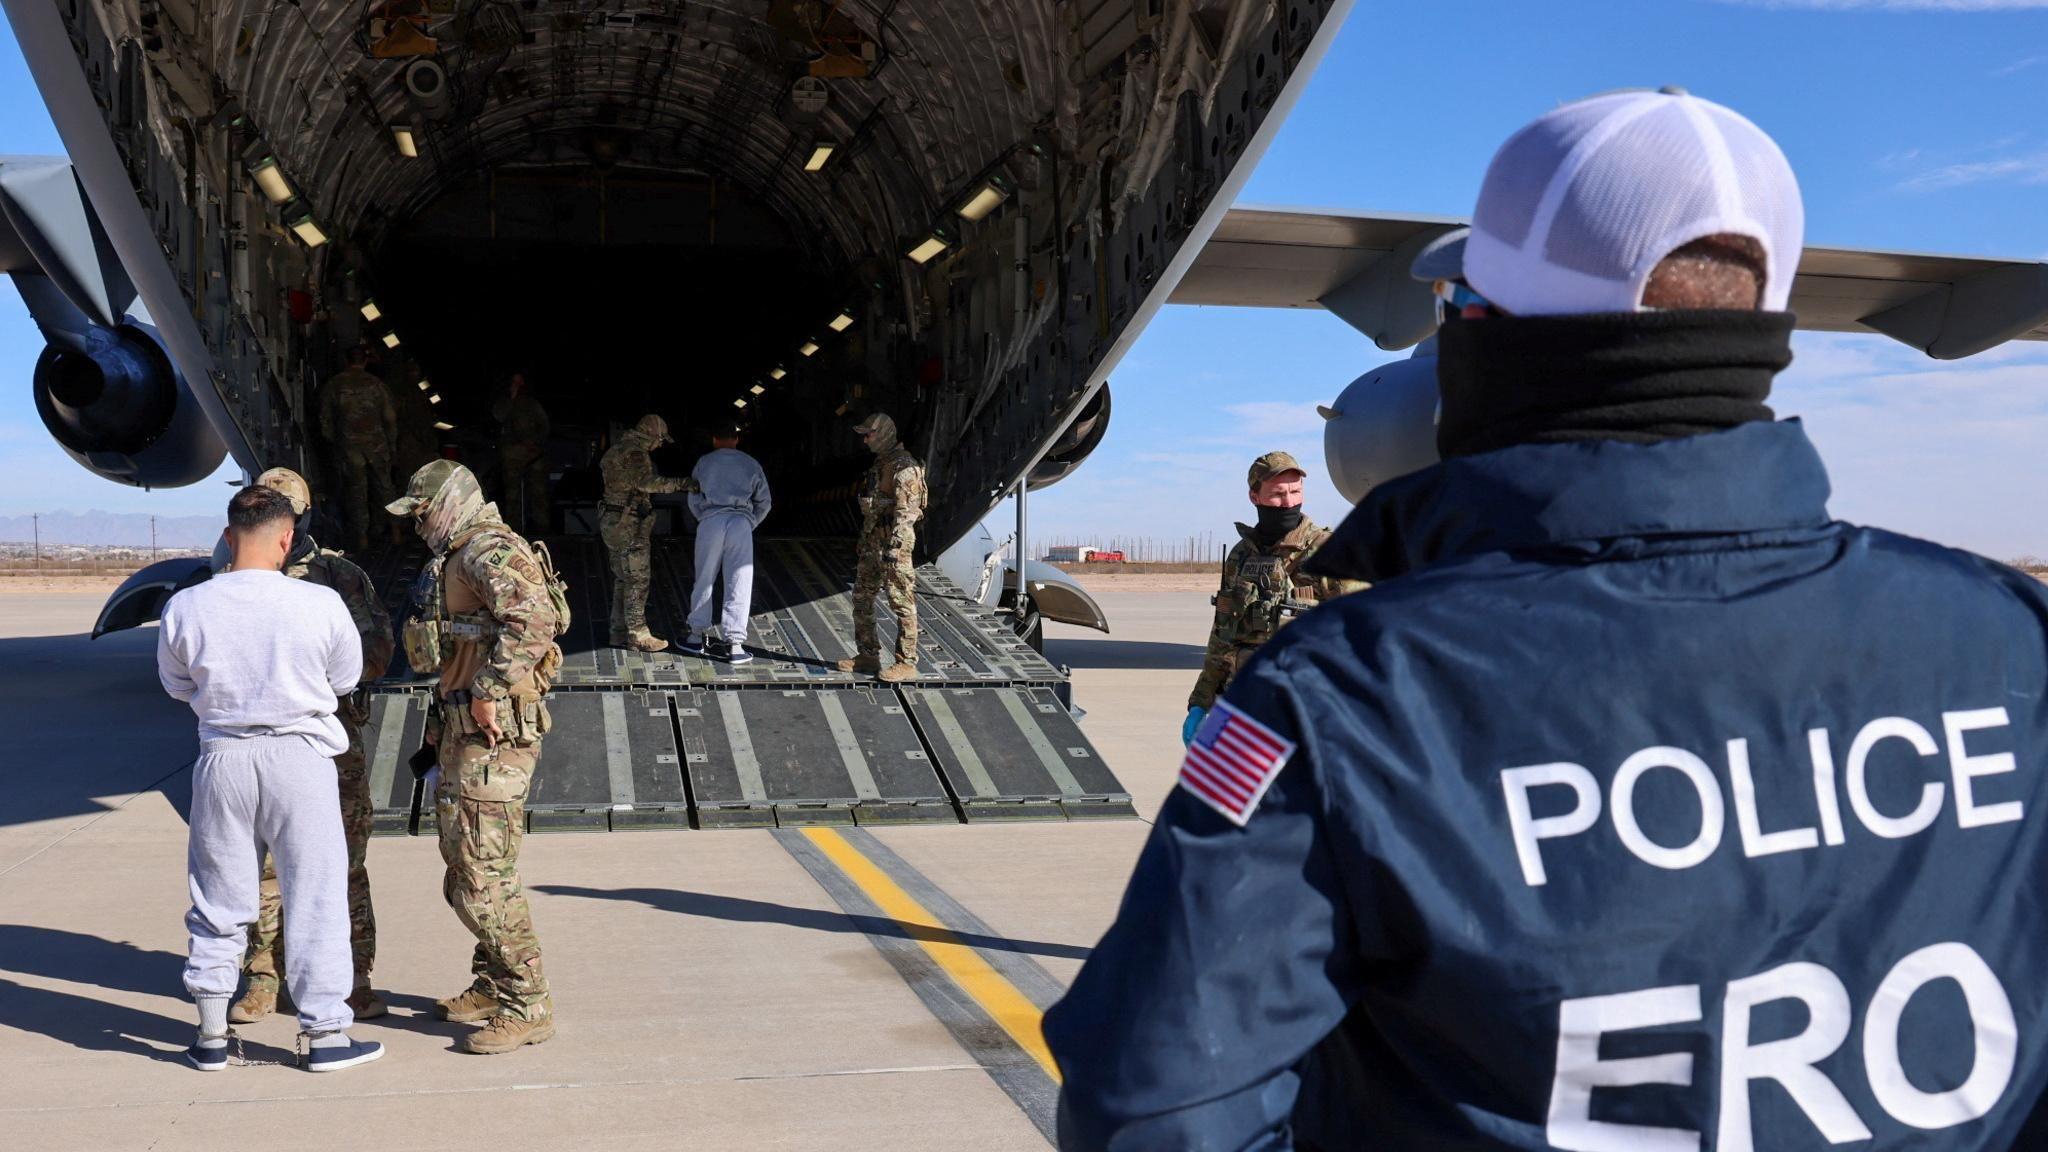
[34, 321, 227, 487]
[1026, 383, 1111, 492]
[1321, 339, 1441, 506]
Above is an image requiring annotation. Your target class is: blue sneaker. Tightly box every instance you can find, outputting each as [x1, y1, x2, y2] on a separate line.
[676, 633, 708, 657]
[305, 1034, 385, 1072]
[186, 1037, 228, 1072]
[723, 639, 754, 665]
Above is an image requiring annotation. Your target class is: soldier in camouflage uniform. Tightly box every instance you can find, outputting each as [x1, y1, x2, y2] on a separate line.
[1185, 451, 1368, 742]
[598, 414, 695, 652]
[219, 468, 393, 1025]
[837, 412, 926, 683]
[387, 460, 564, 1055]
[318, 346, 400, 553]
[492, 373, 553, 536]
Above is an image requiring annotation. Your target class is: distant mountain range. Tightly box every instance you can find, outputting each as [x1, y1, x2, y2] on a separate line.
[0, 512, 224, 548]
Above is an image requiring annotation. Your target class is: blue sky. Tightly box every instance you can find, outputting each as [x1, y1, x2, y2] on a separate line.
[5, 1, 2048, 556]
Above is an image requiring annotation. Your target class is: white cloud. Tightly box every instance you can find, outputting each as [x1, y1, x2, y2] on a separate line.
[1995, 54, 2046, 74]
[1216, 400, 1329, 441]
[1896, 151, 2048, 191]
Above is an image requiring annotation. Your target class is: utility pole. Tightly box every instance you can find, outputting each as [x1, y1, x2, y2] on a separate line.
[32, 513, 40, 575]
[150, 515, 158, 562]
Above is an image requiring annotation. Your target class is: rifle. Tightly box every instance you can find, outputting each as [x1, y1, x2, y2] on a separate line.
[406, 739, 437, 835]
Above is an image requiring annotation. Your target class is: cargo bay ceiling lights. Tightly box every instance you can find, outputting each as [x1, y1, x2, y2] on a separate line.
[769, 366, 787, 381]
[433, 421, 454, 431]
[749, 384, 765, 395]
[284, 207, 329, 249]
[804, 141, 836, 172]
[906, 227, 954, 265]
[381, 331, 401, 349]
[734, 398, 747, 409]
[416, 379, 430, 391]
[828, 311, 855, 332]
[360, 299, 382, 322]
[955, 174, 1013, 222]
[392, 125, 418, 158]
[798, 340, 820, 357]
[246, 151, 294, 204]
[428, 393, 442, 405]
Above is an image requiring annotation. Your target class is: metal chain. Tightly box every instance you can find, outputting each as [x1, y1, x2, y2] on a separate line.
[226, 1027, 307, 1069]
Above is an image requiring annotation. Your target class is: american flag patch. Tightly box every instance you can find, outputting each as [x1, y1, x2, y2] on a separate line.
[1178, 700, 1297, 826]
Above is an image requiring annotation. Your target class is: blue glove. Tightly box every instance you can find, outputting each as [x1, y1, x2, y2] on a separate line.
[1182, 705, 1207, 746]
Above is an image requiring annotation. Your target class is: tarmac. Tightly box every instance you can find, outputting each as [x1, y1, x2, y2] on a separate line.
[0, 575, 1213, 1150]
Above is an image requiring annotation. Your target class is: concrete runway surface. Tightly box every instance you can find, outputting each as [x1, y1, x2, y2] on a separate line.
[0, 576, 1213, 1150]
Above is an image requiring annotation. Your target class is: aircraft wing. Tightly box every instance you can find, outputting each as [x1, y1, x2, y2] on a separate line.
[1174, 206, 2048, 360]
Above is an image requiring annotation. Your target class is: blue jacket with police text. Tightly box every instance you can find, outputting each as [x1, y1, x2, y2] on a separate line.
[1043, 421, 2048, 1151]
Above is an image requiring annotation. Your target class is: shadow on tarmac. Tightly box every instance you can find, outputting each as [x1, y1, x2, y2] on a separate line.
[533, 884, 1094, 961]
[0, 926, 199, 1060]
[1043, 638, 1205, 671]
[0, 628, 197, 830]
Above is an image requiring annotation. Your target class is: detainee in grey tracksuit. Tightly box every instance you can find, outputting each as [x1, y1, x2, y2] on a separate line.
[157, 485, 384, 1071]
[685, 426, 772, 652]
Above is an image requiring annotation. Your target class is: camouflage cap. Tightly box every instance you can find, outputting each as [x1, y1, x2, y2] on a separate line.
[1247, 450, 1307, 490]
[634, 413, 671, 444]
[253, 467, 311, 516]
[387, 458, 466, 516]
[855, 412, 895, 437]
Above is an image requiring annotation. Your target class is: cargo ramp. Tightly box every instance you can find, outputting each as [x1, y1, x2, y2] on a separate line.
[358, 538, 1133, 833]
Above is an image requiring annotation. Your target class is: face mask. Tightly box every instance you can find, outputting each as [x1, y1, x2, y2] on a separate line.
[1254, 503, 1303, 543]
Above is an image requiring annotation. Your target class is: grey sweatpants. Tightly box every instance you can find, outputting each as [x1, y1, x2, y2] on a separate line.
[688, 512, 755, 642]
[184, 735, 354, 1034]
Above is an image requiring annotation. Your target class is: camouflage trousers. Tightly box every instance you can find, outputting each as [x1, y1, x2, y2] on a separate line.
[435, 703, 550, 1021]
[599, 510, 654, 638]
[852, 520, 918, 664]
[499, 445, 551, 537]
[242, 726, 376, 990]
[337, 446, 394, 549]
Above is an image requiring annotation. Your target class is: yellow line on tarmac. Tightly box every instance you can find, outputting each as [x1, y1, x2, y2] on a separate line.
[799, 826, 1062, 1083]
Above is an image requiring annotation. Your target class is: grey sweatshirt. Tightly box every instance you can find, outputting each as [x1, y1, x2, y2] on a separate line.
[157, 569, 363, 757]
[688, 448, 772, 527]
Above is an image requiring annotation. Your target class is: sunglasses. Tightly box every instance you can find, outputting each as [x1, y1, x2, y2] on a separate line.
[1433, 279, 1504, 319]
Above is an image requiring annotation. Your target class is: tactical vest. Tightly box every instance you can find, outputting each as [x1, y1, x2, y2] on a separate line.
[859, 448, 925, 519]
[1227, 525, 1333, 649]
[401, 523, 570, 691]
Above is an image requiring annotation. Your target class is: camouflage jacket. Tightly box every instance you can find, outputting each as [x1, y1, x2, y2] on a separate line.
[493, 393, 552, 450]
[599, 433, 692, 515]
[436, 520, 563, 702]
[1188, 517, 1367, 710]
[320, 367, 397, 453]
[287, 544, 394, 724]
[857, 445, 926, 534]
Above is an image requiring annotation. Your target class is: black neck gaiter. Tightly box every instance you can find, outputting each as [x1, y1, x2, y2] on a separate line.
[1435, 309, 1795, 459]
[287, 512, 318, 567]
[1254, 504, 1304, 546]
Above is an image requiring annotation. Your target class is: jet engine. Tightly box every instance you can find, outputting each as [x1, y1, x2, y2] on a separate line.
[1024, 384, 1110, 491]
[1320, 338, 1441, 505]
[33, 320, 226, 487]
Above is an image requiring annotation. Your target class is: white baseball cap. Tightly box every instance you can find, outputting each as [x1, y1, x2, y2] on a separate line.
[1411, 88, 1803, 316]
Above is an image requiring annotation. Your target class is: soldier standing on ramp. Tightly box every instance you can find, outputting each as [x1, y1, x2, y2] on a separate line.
[1183, 451, 1366, 744]
[387, 460, 568, 1055]
[837, 412, 926, 683]
[318, 346, 400, 553]
[492, 372, 553, 536]
[224, 468, 394, 1025]
[598, 414, 696, 652]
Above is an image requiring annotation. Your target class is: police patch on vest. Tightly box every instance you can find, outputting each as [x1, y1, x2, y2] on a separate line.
[1178, 700, 1295, 826]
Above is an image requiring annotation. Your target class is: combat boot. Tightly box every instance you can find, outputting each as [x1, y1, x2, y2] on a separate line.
[878, 661, 918, 683]
[347, 987, 388, 1020]
[462, 1004, 556, 1054]
[836, 654, 881, 675]
[229, 980, 280, 1024]
[626, 631, 669, 653]
[435, 985, 498, 1023]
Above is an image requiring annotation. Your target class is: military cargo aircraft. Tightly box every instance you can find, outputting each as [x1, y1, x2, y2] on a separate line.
[5, 0, 2045, 830]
